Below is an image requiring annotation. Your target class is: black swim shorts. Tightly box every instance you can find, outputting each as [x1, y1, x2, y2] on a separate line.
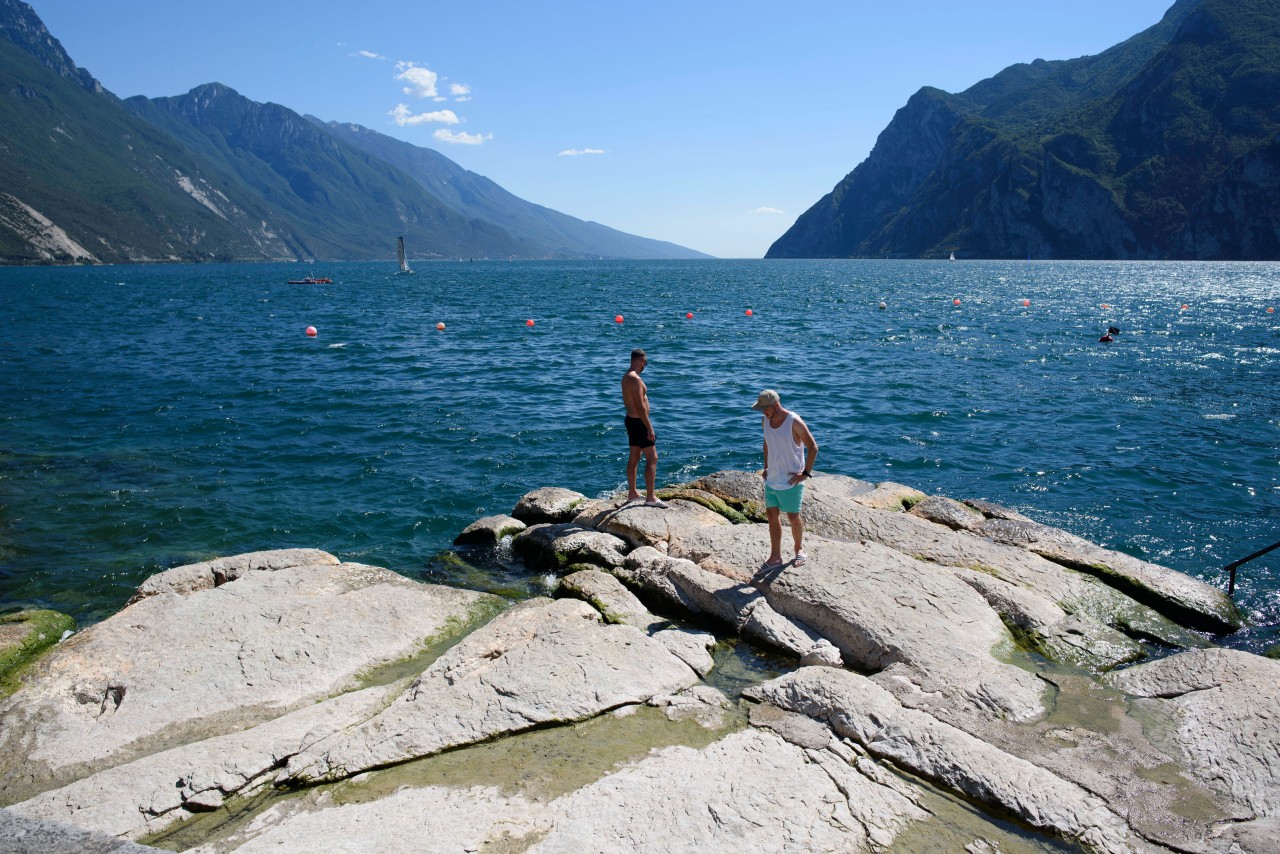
[625, 416, 655, 448]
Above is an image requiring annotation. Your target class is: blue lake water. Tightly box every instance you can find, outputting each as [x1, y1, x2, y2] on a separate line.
[1, 260, 1277, 650]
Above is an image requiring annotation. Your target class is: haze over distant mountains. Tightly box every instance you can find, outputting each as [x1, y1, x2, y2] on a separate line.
[0, 0, 708, 263]
[769, 0, 1280, 260]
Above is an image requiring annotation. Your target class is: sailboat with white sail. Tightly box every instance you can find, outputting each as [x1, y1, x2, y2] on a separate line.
[397, 236, 414, 274]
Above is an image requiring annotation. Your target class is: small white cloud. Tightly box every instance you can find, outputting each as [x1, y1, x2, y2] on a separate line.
[559, 148, 607, 157]
[355, 50, 386, 60]
[450, 83, 471, 100]
[749, 206, 786, 214]
[389, 104, 460, 126]
[435, 129, 492, 145]
[395, 61, 438, 98]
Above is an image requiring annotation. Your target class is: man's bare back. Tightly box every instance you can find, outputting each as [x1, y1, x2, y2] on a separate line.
[622, 369, 647, 418]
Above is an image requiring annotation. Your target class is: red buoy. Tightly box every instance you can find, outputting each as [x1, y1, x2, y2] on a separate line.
[305, 326, 317, 337]
[745, 309, 753, 316]
[525, 319, 535, 327]
[436, 322, 446, 331]
[615, 315, 624, 324]
[1022, 299, 1030, 307]
[953, 298, 961, 306]
[685, 312, 693, 319]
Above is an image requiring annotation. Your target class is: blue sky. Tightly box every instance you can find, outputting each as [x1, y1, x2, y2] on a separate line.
[34, 0, 1177, 258]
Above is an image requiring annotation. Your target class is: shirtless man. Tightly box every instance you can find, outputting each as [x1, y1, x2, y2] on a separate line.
[621, 349, 668, 507]
[753, 389, 818, 570]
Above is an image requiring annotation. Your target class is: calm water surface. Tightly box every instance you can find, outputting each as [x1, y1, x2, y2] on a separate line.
[1, 260, 1276, 648]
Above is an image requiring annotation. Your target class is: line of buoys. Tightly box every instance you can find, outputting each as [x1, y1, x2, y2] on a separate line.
[436, 322, 446, 331]
[305, 326, 317, 337]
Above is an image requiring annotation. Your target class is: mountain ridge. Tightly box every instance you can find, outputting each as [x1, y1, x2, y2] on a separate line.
[0, 0, 707, 263]
[767, 0, 1280, 260]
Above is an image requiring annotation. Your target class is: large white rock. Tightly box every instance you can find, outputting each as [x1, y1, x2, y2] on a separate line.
[750, 667, 1136, 854]
[285, 597, 700, 784]
[0, 551, 495, 804]
[8, 684, 399, 840]
[192, 729, 928, 854]
[1108, 648, 1280, 820]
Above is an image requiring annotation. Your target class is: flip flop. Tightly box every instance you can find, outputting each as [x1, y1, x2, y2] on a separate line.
[757, 560, 784, 574]
[644, 499, 671, 508]
[794, 550, 808, 567]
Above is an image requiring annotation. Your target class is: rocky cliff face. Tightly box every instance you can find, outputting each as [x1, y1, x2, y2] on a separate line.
[768, 0, 1280, 260]
[0, 0, 98, 92]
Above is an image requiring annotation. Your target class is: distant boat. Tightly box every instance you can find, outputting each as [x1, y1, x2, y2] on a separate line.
[397, 236, 414, 274]
[949, 251, 956, 262]
[287, 276, 332, 284]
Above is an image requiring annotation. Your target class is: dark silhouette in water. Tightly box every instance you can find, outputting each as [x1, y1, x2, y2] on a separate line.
[1108, 326, 1121, 335]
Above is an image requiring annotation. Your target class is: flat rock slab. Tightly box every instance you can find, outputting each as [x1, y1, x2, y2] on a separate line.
[0, 808, 164, 854]
[0, 552, 496, 804]
[1109, 648, 1280, 821]
[129, 548, 339, 600]
[592, 498, 731, 553]
[197, 729, 928, 853]
[512, 487, 588, 524]
[285, 597, 700, 784]
[681, 525, 1047, 722]
[972, 512, 1241, 634]
[749, 667, 1136, 854]
[8, 683, 399, 841]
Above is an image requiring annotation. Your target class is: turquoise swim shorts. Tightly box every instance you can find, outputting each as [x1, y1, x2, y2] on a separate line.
[764, 482, 805, 514]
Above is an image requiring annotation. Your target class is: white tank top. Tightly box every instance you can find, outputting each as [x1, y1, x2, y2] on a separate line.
[763, 412, 805, 488]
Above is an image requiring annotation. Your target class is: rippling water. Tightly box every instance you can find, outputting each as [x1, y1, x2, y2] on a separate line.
[1, 260, 1276, 648]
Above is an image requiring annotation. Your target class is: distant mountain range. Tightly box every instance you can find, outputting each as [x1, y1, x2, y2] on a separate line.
[768, 0, 1280, 260]
[0, 0, 707, 263]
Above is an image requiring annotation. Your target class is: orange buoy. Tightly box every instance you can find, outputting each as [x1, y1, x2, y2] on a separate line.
[745, 309, 753, 316]
[1181, 304, 1189, 310]
[1022, 299, 1030, 307]
[525, 319, 535, 327]
[1268, 307, 1275, 313]
[685, 312, 694, 319]
[1101, 303, 1110, 309]
[953, 298, 961, 306]
[615, 315, 624, 324]
[436, 322, 446, 331]
[305, 326, 317, 337]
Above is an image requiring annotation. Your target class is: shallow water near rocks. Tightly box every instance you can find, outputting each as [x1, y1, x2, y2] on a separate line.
[140, 639, 780, 851]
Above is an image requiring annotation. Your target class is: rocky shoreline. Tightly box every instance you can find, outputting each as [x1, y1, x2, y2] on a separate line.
[1, 470, 1276, 853]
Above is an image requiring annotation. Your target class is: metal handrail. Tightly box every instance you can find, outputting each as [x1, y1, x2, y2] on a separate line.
[1224, 539, 1280, 597]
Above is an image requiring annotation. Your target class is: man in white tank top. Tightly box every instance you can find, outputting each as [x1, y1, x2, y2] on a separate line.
[752, 389, 819, 571]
